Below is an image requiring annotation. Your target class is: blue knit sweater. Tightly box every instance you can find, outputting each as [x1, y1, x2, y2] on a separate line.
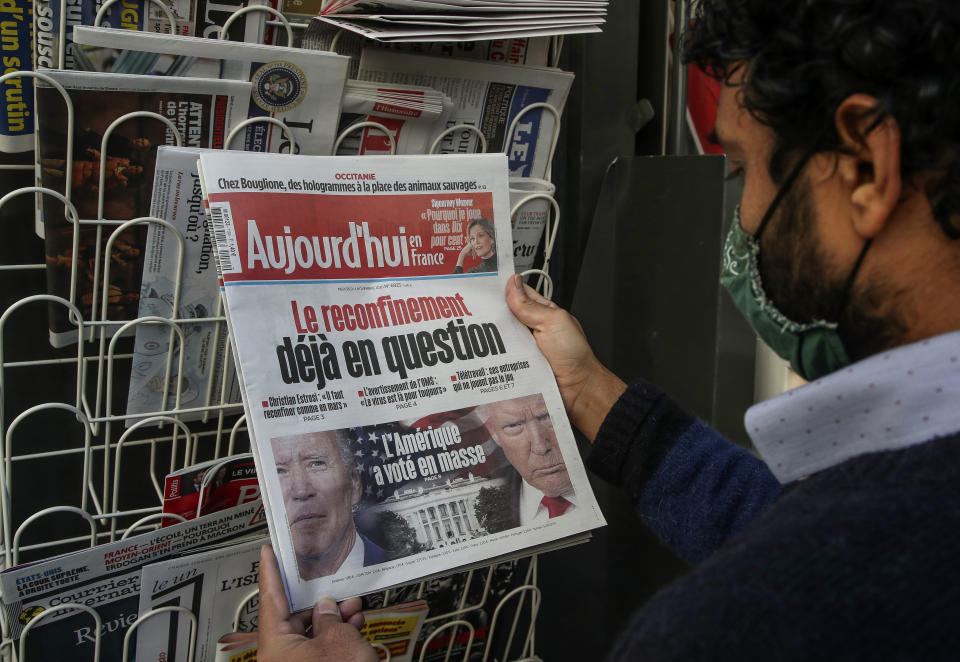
[587, 380, 960, 660]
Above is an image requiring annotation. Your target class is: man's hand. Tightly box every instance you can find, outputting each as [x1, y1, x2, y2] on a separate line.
[505, 274, 626, 441]
[257, 546, 377, 662]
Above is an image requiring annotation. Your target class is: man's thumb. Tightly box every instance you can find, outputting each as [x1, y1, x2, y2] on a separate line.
[312, 597, 344, 633]
[505, 274, 554, 328]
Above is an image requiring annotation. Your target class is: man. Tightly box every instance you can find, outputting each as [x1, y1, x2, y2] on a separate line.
[258, 1, 960, 658]
[257, 545, 376, 662]
[482, 394, 576, 524]
[271, 431, 390, 580]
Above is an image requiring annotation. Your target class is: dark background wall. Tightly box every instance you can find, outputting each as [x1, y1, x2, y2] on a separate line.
[533, 3, 757, 659]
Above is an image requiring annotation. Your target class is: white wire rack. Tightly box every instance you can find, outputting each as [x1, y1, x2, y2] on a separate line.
[0, 4, 564, 660]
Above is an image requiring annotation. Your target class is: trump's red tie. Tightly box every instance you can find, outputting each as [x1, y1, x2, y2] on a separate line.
[540, 496, 571, 518]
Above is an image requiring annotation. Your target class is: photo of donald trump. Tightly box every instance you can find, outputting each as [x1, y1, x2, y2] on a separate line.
[481, 393, 576, 524]
[271, 430, 390, 580]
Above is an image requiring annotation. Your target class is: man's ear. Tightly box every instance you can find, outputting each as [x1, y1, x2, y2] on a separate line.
[351, 471, 362, 506]
[835, 94, 902, 239]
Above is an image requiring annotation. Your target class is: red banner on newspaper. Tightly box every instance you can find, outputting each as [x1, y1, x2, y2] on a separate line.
[208, 190, 496, 281]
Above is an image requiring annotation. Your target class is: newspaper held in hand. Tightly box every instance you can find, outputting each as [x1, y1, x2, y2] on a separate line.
[198, 150, 605, 611]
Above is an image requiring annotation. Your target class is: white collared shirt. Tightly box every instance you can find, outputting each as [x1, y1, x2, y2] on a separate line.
[337, 529, 365, 573]
[519, 481, 578, 525]
[746, 330, 960, 483]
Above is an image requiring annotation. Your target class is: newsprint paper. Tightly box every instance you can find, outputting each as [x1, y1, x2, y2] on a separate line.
[198, 150, 605, 610]
[0, 501, 266, 662]
[136, 536, 267, 662]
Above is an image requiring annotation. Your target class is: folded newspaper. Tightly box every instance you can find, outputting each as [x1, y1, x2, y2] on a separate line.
[136, 536, 267, 662]
[34, 70, 251, 346]
[197, 150, 605, 610]
[127, 146, 242, 422]
[300, 21, 552, 77]
[336, 80, 453, 156]
[318, 0, 606, 42]
[34, 0, 273, 72]
[357, 49, 572, 178]
[73, 26, 350, 156]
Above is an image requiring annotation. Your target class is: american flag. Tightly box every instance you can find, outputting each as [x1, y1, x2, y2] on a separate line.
[343, 406, 509, 508]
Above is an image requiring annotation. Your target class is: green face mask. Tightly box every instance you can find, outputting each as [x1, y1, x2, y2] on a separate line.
[719, 205, 851, 381]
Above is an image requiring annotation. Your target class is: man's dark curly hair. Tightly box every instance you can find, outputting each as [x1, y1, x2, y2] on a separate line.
[684, 0, 960, 239]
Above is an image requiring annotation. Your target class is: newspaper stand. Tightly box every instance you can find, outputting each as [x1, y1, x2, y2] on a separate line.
[0, 3, 567, 659]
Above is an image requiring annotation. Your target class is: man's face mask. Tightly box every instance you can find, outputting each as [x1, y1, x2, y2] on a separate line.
[719, 153, 871, 382]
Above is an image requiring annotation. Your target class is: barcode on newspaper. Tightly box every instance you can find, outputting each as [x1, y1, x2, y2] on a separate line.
[208, 202, 241, 275]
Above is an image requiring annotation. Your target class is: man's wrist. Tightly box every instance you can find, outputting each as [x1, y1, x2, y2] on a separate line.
[569, 360, 627, 442]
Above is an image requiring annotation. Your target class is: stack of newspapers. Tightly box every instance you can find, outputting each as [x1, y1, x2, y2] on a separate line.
[318, 0, 608, 42]
[62, 24, 572, 425]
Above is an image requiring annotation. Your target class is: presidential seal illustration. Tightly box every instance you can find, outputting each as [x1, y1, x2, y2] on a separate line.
[251, 61, 307, 113]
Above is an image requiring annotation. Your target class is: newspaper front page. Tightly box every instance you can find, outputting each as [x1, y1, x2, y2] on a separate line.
[199, 151, 604, 610]
[35, 71, 251, 346]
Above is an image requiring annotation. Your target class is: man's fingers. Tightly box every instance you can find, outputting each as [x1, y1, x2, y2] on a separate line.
[338, 597, 364, 624]
[522, 280, 555, 307]
[258, 545, 296, 637]
[346, 612, 366, 630]
[505, 275, 557, 328]
[289, 609, 312, 635]
[312, 597, 344, 634]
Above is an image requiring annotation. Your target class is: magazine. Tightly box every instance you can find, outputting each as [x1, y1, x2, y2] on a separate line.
[0, 500, 267, 662]
[34, 70, 250, 347]
[126, 146, 243, 423]
[360, 599, 429, 662]
[136, 536, 267, 662]
[73, 26, 350, 156]
[197, 150, 605, 611]
[364, 557, 533, 661]
[213, 633, 259, 661]
[161, 454, 261, 523]
[357, 49, 573, 179]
